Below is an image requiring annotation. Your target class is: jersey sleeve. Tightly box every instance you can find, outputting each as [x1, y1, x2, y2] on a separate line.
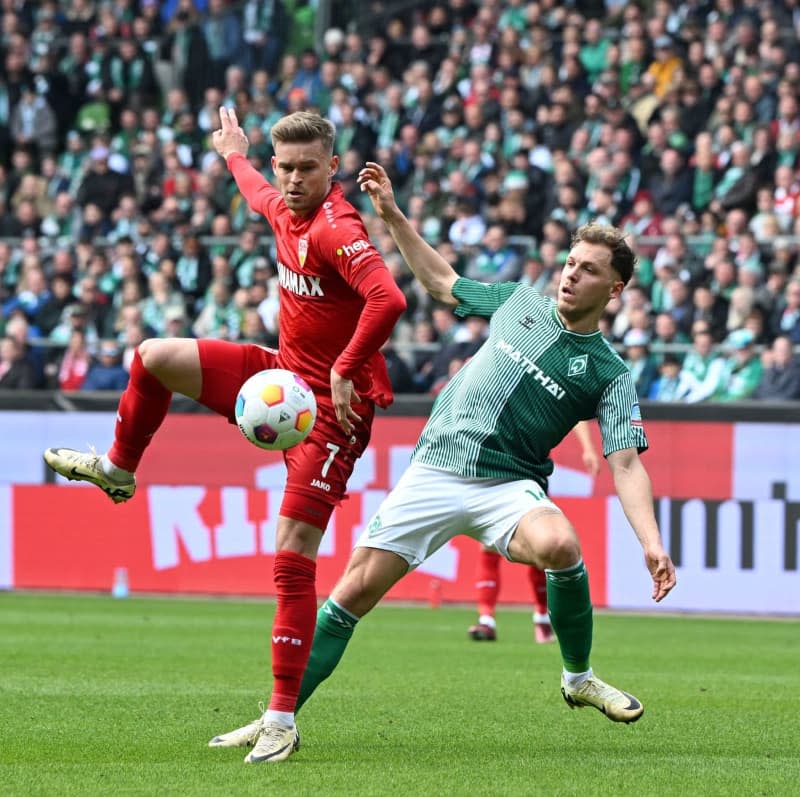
[451, 277, 521, 319]
[318, 210, 387, 289]
[595, 372, 649, 456]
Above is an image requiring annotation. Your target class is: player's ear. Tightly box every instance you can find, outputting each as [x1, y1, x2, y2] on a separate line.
[330, 155, 339, 176]
[610, 279, 625, 301]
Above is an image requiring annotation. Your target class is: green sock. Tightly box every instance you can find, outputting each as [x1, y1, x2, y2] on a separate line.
[545, 560, 593, 673]
[296, 598, 358, 713]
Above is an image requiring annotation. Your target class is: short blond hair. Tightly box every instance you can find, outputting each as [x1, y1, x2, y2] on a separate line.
[271, 111, 336, 155]
[572, 223, 637, 284]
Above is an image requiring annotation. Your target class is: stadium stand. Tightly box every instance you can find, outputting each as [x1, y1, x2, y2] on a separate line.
[0, 0, 799, 401]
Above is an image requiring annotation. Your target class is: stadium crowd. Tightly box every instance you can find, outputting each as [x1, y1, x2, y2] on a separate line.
[1, 0, 800, 401]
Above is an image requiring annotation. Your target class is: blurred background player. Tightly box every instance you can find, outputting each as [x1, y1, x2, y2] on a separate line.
[468, 421, 601, 643]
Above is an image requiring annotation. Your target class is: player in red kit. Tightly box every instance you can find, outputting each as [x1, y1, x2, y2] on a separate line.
[43, 110, 406, 764]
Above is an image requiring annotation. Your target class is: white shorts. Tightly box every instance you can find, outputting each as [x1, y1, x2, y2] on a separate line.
[355, 462, 560, 569]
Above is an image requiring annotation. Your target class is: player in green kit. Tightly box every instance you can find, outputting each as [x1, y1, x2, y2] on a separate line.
[288, 163, 677, 741]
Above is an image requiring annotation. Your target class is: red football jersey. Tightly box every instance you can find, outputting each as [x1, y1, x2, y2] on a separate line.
[245, 178, 393, 405]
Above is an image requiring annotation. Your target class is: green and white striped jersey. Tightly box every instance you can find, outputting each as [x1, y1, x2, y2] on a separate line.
[413, 278, 648, 485]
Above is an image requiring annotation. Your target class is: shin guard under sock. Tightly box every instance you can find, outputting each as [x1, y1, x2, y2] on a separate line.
[268, 550, 317, 713]
[295, 598, 359, 712]
[545, 560, 593, 673]
[107, 349, 172, 472]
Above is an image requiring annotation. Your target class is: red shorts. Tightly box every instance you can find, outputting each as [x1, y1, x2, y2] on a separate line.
[197, 340, 375, 528]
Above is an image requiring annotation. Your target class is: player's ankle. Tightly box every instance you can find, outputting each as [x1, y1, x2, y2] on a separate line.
[100, 454, 134, 481]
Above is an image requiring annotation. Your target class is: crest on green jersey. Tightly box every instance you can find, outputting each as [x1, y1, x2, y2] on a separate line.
[568, 355, 588, 377]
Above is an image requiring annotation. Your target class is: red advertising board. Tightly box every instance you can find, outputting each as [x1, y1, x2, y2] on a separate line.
[3, 414, 758, 609]
[11, 485, 608, 605]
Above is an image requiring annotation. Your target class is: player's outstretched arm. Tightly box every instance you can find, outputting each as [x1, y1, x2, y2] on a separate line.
[607, 447, 676, 602]
[358, 162, 459, 307]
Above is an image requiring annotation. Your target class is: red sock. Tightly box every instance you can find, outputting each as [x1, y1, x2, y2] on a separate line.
[476, 548, 501, 618]
[268, 550, 317, 713]
[107, 349, 172, 472]
[528, 566, 548, 616]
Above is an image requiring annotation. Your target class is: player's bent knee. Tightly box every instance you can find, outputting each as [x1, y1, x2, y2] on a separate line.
[139, 338, 201, 393]
[541, 529, 582, 570]
[138, 338, 169, 372]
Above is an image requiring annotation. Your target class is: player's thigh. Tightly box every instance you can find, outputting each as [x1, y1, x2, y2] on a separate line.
[196, 340, 278, 419]
[465, 478, 577, 568]
[354, 464, 466, 569]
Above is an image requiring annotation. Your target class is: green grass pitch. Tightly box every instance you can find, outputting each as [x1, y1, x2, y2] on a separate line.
[1, 592, 798, 797]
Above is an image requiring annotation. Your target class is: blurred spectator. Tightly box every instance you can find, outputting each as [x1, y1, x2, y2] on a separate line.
[380, 339, 414, 395]
[157, 0, 211, 109]
[192, 278, 240, 339]
[753, 335, 800, 401]
[648, 148, 693, 216]
[48, 302, 100, 348]
[53, 328, 92, 391]
[81, 339, 130, 391]
[709, 141, 759, 217]
[75, 146, 134, 220]
[464, 224, 522, 283]
[102, 36, 159, 126]
[712, 328, 763, 401]
[427, 313, 486, 390]
[665, 277, 695, 336]
[174, 233, 212, 310]
[241, 0, 287, 76]
[619, 192, 664, 254]
[3, 264, 51, 325]
[648, 354, 684, 402]
[163, 306, 192, 339]
[203, 0, 244, 90]
[651, 311, 689, 365]
[10, 84, 59, 158]
[238, 305, 270, 345]
[770, 278, 800, 343]
[447, 196, 486, 253]
[34, 273, 74, 336]
[645, 35, 682, 99]
[622, 328, 659, 398]
[677, 326, 727, 403]
[141, 271, 186, 337]
[0, 334, 37, 389]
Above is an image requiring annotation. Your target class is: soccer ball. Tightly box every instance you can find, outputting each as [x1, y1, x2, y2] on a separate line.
[235, 368, 317, 451]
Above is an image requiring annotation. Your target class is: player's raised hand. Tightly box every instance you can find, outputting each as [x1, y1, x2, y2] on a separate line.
[645, 545, 676, 602]
[358, 162, 400, 222]
[212, 106, 249, 160]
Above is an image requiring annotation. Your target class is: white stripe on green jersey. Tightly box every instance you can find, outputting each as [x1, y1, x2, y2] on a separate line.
[413, 278, 648, 485]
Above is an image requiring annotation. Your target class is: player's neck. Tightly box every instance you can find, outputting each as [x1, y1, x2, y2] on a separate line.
[556, 309, 601, 335]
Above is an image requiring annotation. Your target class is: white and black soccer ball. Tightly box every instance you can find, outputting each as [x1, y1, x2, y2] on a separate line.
[234, 368, 317, 451]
